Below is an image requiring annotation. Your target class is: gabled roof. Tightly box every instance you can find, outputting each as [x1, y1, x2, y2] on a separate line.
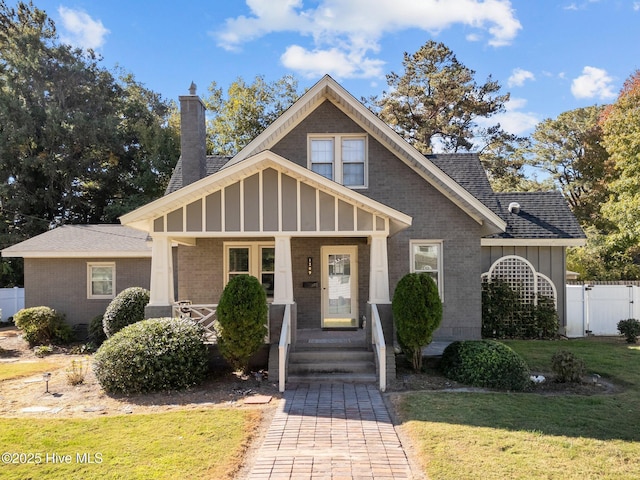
[1, 225, 151, 258]
[225, 75, 506, 236]
[482, 192, 586, 246]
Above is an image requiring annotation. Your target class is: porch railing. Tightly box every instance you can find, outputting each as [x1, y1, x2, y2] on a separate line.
[371, 303, 386, 392]
[278, 303, 292, 393]
[172, 301, 218, 343]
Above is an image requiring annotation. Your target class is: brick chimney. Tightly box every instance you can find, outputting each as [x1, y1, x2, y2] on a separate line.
[179, 82, 207, 187]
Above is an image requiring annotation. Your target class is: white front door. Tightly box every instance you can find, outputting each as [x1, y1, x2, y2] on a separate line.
[321, 246, 358, 328]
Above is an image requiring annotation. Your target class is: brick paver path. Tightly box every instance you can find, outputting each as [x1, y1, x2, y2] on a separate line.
[247, 383, 413, 479]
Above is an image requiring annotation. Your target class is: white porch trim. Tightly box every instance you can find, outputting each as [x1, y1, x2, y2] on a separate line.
[273, 235, 294, 304]
[369, 233, 390, 303]
[148, 235, 175, 307]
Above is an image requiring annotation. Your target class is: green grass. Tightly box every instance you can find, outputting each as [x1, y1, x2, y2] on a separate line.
[397, 337, 640, 479]
[0, 360, 61, 382]
[0, 409, 260, 480]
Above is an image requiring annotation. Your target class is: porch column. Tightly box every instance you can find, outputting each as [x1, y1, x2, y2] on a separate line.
[148, 235, 175, 308]
[369, 234, 390, 303]
[273, 235, 294, 304]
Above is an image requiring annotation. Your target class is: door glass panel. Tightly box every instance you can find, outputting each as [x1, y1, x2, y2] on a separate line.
[327, 254, 352, 315]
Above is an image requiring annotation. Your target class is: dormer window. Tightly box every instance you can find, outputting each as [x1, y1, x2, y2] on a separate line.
[309, 135, 367, 188]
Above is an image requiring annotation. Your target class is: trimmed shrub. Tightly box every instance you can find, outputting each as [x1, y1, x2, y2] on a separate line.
[617, 318, 640, 344]
[102, 287, 150, 337]
[216, 275, 268, 373]
[482, 280, 559, 339]
[93, 317, 209, 394]
[13, 306, 74, 346]
[551, 350, 585, 383]
[88, 314, 107, 347]
[440, 340, 531, 391]
[392, 273, 443, 372]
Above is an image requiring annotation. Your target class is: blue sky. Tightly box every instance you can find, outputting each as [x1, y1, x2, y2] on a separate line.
[12, 0, 640, 137]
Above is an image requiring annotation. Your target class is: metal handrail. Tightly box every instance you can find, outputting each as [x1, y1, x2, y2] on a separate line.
[278, 304, 292, 392]
[371, 304, 386, 392]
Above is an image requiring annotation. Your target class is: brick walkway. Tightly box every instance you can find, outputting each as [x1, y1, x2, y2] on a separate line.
[246, 383, 413, 479]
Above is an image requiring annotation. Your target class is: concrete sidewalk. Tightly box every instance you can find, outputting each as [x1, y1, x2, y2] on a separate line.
[246, 383, 414, 479]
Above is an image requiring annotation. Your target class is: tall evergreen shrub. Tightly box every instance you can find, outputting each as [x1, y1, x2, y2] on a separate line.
[216, 275, 268, 373]
[392, 273, 442, 371]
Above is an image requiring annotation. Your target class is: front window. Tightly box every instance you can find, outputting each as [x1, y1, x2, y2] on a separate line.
[410, 241, 443, 298]
[87, 262, 115, 299]
[309, 135, 367, 188]
[225, 243, 275, 297]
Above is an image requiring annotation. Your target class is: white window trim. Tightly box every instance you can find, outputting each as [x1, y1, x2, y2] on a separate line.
[224, 241, 276, 297]
[87, 262, 116, 300]
[308, 134, 368, 189]
[409, 240, 444, 300]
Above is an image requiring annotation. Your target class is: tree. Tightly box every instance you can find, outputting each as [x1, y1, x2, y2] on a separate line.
[204, 75, 301, 156]
[0, 2, 179, 285]
[374, 40, 511, 155]
[516, 106, 611, 226]
[600, 70, 640, 242]
[392, 273, 442, 372]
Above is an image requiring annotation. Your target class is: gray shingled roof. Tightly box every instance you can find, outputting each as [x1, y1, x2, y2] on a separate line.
[427, 153, 501, 216]
[165, 155, 231, 195]
[488, 191, 586, 240]
[1, 225, 151, 258]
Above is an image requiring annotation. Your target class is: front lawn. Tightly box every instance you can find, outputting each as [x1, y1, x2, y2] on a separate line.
[395, 337, 640, 479]
[0, 409, 260, 480]
[0, 360, 61, 382]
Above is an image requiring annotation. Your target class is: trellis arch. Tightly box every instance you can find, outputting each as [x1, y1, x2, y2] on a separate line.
[481, 255, 557, 307]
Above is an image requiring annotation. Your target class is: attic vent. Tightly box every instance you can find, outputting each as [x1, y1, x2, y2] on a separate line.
[508, 202, 520, 214]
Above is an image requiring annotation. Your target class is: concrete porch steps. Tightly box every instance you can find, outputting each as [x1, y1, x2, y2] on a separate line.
[287, 346, 377, 384]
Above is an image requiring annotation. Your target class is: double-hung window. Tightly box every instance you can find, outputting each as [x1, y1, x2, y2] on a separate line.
[309, 135, 367, 188]
[410, 240, 443, 299]
[87, 262, 115, 299]
[225, 242, 275, 298]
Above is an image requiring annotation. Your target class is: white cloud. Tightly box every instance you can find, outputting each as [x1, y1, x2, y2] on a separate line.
[571, 66, 616, 100]
[507, 68, 535, 87]
[58, 6, 109, 50]
[214, 0, 521, 79]
[634, 2, 640, 11]
[479, 97, 539, 136]
[281, 45, 385, 78]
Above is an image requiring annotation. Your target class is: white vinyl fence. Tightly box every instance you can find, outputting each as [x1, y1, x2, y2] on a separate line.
[566, 284, 640, 337]
[0, 287, 25, 321]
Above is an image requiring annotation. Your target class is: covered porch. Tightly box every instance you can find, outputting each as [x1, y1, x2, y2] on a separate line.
[120, 152, 412, 391]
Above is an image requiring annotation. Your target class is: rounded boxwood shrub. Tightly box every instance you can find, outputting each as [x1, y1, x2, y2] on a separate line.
[440, 340, 531, 391]
[93, 317, 209, 394]
[216, 275, 268, 373]
[617, 318, 640, 344]
[13, 306, 74, 346]
[102, 287, 150, 337]
[392, 273, 443, 372]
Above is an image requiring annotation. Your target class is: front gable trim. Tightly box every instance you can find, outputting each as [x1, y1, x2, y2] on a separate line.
[120, 151, 412, 237]
[228, 75, 506, 235]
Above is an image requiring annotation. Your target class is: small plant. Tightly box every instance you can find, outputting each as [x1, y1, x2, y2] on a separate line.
[216, 275, 268, 373]
[440, 340, 531, 391]
[102, 287, 150, 337]
[617, 318, 640, 344]
[551, 350, 585, 383]
[93, 317, 208, 394]
[88, 314, 107, 347]
[392, 273, 443, 372]
[66, 357, 89, 385]
[13, 306, 74, 346]
[33, 345, 53, 357]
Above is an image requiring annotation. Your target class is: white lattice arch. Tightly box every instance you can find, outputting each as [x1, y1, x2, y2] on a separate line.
[482, 255, 557, 308]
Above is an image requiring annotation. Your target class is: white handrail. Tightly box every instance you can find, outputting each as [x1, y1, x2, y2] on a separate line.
[278, 304, 292, 392]
[371, 304, 386, 392]
[172, 302, 218, 343]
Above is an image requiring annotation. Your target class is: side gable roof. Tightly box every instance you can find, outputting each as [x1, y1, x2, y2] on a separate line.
[482, 191, 586, 246]
[1, 225, 151, 258]
[165, 155, 230, 195]
[226, 75, 506, 236]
